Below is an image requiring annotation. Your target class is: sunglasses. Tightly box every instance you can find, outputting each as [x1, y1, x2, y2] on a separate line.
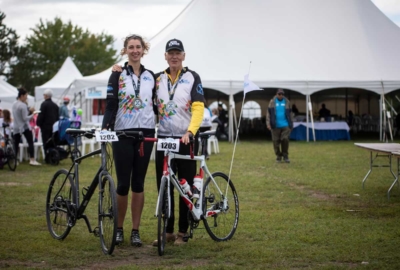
[277, 93, 284, 96]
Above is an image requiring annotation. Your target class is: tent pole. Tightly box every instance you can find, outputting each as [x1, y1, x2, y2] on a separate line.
[306, 95, 309, 142]
[308, 95, 316, 142]
[379, 96, 382, 141]
[345, 88, 348, 121]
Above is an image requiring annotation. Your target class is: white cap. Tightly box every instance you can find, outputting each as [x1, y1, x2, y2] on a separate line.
[43, 89, 53, 97]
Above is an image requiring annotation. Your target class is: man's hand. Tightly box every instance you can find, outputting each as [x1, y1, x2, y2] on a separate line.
[267, 125, 271, 130]
[181, 131, 192, 145]
[112, 65, 123, 72]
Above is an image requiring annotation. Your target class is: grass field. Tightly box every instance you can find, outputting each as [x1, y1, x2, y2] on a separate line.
[1, 135, 400, 269]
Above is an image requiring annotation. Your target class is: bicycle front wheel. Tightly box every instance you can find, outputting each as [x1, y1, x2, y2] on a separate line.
[6, 140, 17, 171]
[98, 173, 117, 255]
[158, 177, 169, 256]
[46, 169, 75, 240]
[203, 172, 239, 241]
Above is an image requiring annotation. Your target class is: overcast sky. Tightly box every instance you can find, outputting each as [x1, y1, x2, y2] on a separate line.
[0, 0, 399, 54]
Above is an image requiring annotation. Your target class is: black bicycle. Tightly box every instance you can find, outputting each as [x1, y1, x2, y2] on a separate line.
[45, 128, 143, 255]
[1, 123, 17, 171]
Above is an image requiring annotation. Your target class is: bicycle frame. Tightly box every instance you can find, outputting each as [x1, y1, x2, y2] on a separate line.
[151, 139, 227, 221]
[57, 143, 105, 231]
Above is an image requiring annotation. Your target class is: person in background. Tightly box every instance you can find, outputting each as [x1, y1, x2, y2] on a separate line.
[211, 108, 223, 139]
[319, 103, 330, 120]
[12, 88, 41, 166]
[2, 109, 13, 137]
[107, 34, 156, 247]
[217, 103, 229, 139]
[291, 104, 299, 116]
[199, 103, 212, 159]
[59, 97, 70, 119]
[153, 38, 204, 246]
[347, 110, 354, 128]
[266, 88, 293, 163]
[36, 89, 59, 163]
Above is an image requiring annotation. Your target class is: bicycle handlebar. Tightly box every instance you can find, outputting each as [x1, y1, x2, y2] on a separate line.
[65, 128, 143, 140]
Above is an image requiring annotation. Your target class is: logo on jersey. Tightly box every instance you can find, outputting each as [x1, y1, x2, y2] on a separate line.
[107, 85, 113, 92]
[143, 76, 152, 81]
[196, 84, 204, 95]
[178, 79, 190, 84]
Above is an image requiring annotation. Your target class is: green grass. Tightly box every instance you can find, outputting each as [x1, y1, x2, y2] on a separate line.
[1, 137, 400, 269]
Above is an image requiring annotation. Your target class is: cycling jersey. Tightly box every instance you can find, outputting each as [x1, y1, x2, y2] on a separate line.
[102, 63, 156, 130]
[155, 67, 204, 137]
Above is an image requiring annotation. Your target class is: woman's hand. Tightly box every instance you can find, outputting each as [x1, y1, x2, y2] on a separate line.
[112, 65, 123, 72]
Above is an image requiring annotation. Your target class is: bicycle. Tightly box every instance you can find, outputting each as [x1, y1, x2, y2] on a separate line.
[45, 128, 143, 255]
[143, 130, 239, 256]
[0, 123, 17, 171]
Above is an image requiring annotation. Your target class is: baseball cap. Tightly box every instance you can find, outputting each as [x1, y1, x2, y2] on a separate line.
[277, 89, 285, 94]
[63, 97, 70, 101]
[165, 38, 184, 52]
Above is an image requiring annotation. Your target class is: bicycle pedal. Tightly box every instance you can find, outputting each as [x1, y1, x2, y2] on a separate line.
[93, 227, 100, 237]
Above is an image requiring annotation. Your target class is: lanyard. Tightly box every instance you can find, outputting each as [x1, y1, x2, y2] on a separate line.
[166, 70, 183, 101]
[128, 66, 141, 98]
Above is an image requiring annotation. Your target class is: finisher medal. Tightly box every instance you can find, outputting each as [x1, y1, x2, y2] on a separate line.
[133, 98, 143, 109]
[165, 101, 176, 113]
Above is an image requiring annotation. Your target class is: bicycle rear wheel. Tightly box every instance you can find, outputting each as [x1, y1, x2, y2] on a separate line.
[203, 172, 239, 241]
[158, 177, 169, 256]
[5, 140, 16, 171]
[46, 169, 75, 240]
[98, 173, 117, 255]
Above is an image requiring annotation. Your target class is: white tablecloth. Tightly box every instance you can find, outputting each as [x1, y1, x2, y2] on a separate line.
[293, 121, 350, 131]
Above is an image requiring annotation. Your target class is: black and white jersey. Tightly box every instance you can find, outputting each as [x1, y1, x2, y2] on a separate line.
[155, 67, 204, 137]
[103, 63, 156, 130]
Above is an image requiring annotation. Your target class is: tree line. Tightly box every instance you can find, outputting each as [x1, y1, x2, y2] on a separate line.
[0, 11, 120, 94]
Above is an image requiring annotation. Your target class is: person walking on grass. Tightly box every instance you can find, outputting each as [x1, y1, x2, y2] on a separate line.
[266, 88, 293, 163]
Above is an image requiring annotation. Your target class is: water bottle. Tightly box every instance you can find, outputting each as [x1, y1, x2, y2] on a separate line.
[192, 175, 203, 199]
[179, 178, 192, 197]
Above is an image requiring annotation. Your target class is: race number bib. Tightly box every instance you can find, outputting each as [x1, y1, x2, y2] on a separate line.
[95, 130, 119, 142]
[157, 138, 180, 152]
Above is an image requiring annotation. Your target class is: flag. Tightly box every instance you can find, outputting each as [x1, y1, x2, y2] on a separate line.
[243, 74, 262, 95]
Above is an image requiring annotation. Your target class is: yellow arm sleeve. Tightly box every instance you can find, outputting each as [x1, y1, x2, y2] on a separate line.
[187, 101, 204, 135]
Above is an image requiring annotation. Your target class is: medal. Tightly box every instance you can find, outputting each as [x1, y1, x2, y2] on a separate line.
[133, 98, 142, 109]
[165, 101, 176, 113]
[165, 69, 184, 113]
[127, 64, 142, 108]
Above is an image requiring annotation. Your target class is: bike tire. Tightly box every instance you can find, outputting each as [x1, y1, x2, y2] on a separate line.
[98, 173, 117, 255]
[158, 177, 169, 256]
[6, 140, 17, 171]
[46, 169, 75, 240]
[203, 172, 239, 241]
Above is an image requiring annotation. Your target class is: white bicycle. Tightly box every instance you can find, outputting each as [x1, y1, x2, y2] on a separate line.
[143, 130, 239, 256]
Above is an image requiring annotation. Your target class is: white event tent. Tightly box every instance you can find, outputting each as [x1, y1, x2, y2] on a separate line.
[35, 56, 83, 107]
[69, 0, 400, 139]
[0, 80, 34, 111]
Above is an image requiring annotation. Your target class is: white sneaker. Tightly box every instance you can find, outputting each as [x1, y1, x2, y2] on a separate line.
[29, 160, 41, 166]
